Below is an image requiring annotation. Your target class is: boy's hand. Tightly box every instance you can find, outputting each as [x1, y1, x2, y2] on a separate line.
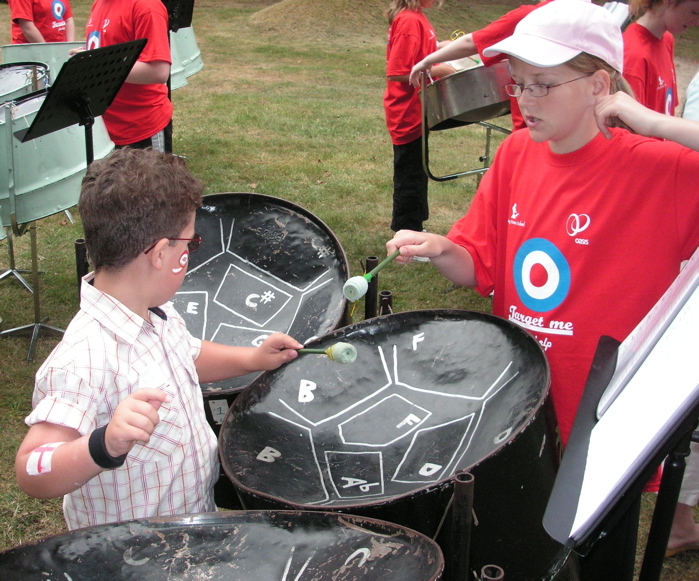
[104, 388, 172, 458]
[254, 333, 303, 371]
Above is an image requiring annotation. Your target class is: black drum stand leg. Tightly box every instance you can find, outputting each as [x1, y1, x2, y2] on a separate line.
[448, 471, 474, 581]
[75, 238, 90, 303]
[639, 425, 696, 581]
[364, 256, 379, 320]
[379, 290, 393, 316]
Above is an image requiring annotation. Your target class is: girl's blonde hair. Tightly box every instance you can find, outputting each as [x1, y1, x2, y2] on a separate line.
[386, 0, 443, 25]
[567, 53, 636, 130]
[629, 0, 688, 18]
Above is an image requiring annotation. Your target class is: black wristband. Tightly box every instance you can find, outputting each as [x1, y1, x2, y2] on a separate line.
[88, 425, 128, 469]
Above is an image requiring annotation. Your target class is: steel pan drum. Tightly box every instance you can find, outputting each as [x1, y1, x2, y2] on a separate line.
[0, 511, 444, 580]
[171, 192, 349, 434]
[0, 62, 48, 104]
[1, 42, 85, 84]
[0, 90, 114, 229]
[220, 309, 577, 580]
[422, 61, 512, 131]
[169, 31, 188, 90]
[172, 26, 204, 79]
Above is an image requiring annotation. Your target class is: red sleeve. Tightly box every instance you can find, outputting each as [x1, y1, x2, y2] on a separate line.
[132, 0, 171, 64]
[386, 15, 422, 77]
[9, 0, 35, 22]
[472, 1, 553, 67]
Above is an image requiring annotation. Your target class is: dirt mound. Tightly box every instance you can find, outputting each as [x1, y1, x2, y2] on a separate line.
[247, 0, 517, 45]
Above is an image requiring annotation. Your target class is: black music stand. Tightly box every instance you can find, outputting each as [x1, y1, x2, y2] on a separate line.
[15, 39, 147, 166]
[161, 0, 194, 32]
[161, 0, 195, 153]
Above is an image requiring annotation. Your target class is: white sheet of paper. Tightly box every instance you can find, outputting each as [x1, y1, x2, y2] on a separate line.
[571, 287, 699, 539]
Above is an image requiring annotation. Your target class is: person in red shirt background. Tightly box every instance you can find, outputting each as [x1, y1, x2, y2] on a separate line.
[9, 0, 75, 44]
[623, 0, 699, 115]
[408, 0, 556, 131]
[384, 0, 455, 233]
[82, 0, 173, 151]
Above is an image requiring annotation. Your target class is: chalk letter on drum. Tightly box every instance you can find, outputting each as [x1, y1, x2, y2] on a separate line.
[419, 463, 442, 477]
[256, 446, 282, 463]
[298, 379, 317, 403]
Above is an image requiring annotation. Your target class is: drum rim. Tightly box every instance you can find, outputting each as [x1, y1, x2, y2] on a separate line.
[200, 191, 349, 266]
[0, 61, 49, 73]
[219, 307, 552, 510]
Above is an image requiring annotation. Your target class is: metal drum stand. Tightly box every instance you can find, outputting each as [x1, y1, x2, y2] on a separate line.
[419, 63, 512, 185]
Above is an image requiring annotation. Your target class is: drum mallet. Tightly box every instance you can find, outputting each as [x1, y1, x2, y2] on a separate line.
[343, 249, 401, 302]
[298, 342, 357, 364]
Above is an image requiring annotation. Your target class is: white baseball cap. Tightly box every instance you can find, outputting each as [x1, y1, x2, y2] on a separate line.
[482, 0, 624, 73]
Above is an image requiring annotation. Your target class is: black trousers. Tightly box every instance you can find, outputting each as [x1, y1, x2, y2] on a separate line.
[391, 137, 428, 232]
[115, 120, 173, 154]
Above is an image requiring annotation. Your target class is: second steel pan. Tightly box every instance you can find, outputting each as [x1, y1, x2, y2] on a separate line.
[0, 89, 114, 231]
[171, 192, 349, 434]
[1, 42, 85, 85]
[422, 61, 512, 131]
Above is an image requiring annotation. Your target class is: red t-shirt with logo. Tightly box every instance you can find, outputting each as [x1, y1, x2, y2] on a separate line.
[447, 128, 699, 449]
[384, 9, 438, 145]
[85, 0, 172, 145]
[623, 22, 678, 115]
[10, 0, 73, 43]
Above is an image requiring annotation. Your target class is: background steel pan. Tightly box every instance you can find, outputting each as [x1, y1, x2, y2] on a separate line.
[422, 61, 512, 131]
[0, 90, 114, 229]
[169, 31, 188, 90]
[172, 26, 204, 79]
[1, 42, 85, 84]
[219, 309, 575, 580]
[0, 62, 48, 104]
[171, 192, 349, 436]
[0, 510, 444, 580]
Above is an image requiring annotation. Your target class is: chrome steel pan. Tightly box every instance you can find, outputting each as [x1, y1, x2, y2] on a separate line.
[422, 61, 512, 131]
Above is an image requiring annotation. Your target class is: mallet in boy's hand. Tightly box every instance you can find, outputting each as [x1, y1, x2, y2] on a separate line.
[298, 342, 358, 364]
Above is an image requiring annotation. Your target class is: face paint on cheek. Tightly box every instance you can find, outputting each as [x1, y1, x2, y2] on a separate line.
[172, 250, 189, 274]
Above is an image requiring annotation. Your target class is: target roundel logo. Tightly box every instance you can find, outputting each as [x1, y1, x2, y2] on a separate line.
[87, 31, 101, 50]
[513, 238, 571, 313]
[52, 0, 65, 20]
[665, 88, 674, 116]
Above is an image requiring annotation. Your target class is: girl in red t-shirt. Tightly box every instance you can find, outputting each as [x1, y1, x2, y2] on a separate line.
[383, 0, 454, 232]
[623, 0, 699, 115]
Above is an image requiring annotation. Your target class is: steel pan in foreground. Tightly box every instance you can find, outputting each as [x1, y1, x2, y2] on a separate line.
[422, 61, 512, 131]
[220, 309, 574, 580]
[1, 42, 85, 84]
[0, 510, 444, 580]
[171, 192, 349, 433]
[0, 62, 48, 104]
[0, 90, 114, 229]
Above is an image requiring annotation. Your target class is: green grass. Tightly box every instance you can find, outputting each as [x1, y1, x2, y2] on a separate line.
[0, 1, 698, 579]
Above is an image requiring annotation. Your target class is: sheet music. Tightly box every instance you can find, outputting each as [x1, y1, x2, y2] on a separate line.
[597, 248, 699, 418]
[571, 285, 699, 540]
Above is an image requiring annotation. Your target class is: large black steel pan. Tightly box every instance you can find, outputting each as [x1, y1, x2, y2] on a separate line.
[218, 309, 576, 579]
